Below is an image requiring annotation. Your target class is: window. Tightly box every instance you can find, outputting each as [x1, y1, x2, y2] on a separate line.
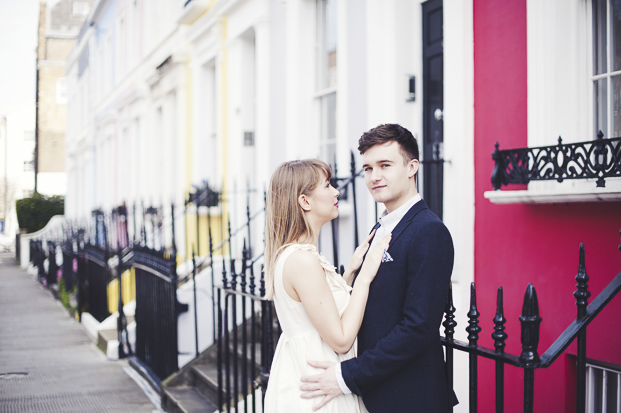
[592, 0, 621, 139]
[485, 0, 621, 204]
[316, 0, 337, 164]
[56, 77, 67, 105]
[73, 1, 89, 17]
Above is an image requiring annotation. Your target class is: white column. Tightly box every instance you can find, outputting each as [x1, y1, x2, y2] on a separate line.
[255, 19, 271, 190]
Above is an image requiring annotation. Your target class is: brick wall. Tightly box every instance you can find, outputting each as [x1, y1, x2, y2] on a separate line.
[37, 3, 46, 62]
[37, 63, 67, 173]
[45, 37, 76, 61]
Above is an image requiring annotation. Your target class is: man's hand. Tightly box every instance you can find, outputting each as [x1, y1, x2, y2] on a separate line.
[300, 360, 343, 411]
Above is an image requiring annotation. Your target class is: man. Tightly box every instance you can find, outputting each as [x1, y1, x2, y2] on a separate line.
[300, 124, 457, 412]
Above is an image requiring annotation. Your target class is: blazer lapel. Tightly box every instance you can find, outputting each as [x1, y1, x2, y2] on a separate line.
[388, 199, 428, 247]
[353, 199, 428, 285]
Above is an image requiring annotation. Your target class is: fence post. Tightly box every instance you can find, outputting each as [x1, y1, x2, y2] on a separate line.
[574, 244, 590, 413]
[330, 159, 339, 269]
[466, 282, 481, 413]
[247, 184, 252, 258]
[350, 151, 359, 247]
[192, 249, 199, 358]
[491, 142, 505, 190]
[171, 203, 177, 256]
[259, 265, 272, 409]
[249, 249, 257, 413]
[196, 195, 201, 257]
[230, 258, 239, 410]
[209, 226, 216, 343]
[216, 251, 224, 411]
[241, 240, 249, 410]
[223, 256, 231, 413]
[443, 284, 456, 412]
[117, 247, 131, 359]
[594, 130, 606, 187]
[519, 283, 541, 413]
[492, 286, 507, 413]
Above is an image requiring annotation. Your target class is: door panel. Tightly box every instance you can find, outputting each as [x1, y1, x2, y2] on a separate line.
[422, 0, 444, 220]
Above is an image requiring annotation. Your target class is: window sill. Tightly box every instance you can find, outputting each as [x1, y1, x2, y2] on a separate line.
[484, 187, 621, 204]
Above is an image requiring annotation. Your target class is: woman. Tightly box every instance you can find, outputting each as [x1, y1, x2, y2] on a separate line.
[263, 159, 390, 412]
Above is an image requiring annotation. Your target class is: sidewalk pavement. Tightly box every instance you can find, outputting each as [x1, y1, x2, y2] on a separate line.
[0, 253, 159, 413]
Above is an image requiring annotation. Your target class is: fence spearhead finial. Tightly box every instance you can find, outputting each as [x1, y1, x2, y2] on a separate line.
[222, 255, 228, 288]
[574, 243, 591, 319]
[519, 283, 542, 367]
[259, 264, 266, 298]
[443, 283, 457, 341]
[492, 286, 508, 353]
[466, 282, 481, 345]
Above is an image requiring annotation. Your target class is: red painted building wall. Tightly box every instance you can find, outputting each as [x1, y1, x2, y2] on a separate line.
[473, 0, 621, 411]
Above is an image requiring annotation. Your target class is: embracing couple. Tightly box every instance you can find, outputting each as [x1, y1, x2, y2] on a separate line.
[263, 124, 458, 412]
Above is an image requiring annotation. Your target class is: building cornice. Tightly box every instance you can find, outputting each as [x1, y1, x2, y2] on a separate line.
[45, 31, 80, 39]
[186, 0, 243, 44]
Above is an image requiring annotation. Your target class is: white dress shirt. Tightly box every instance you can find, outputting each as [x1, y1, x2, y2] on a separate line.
[335, 194, 422, 394]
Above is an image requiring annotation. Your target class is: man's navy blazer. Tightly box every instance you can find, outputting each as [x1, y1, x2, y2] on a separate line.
[341, 199, 455, 412]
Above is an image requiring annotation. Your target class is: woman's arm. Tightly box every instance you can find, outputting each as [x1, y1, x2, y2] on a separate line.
[282, 235, 390, 354]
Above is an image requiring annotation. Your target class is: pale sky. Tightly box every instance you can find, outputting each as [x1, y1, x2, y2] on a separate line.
[0, 0, 60, 117]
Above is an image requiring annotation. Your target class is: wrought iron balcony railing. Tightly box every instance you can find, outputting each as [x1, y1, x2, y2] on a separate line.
[491, 132, 621, 190]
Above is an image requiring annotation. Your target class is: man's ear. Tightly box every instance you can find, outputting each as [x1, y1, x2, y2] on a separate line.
[298, 194, 312, 212]
[408, 159, 420, 178]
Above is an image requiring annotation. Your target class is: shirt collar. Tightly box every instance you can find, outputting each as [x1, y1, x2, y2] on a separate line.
[378, 194, 422, 229]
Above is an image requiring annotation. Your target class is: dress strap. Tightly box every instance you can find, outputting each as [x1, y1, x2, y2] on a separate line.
[282, 244, 352, 293]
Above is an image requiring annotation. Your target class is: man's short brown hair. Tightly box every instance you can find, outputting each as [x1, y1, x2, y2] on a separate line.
[358, 123, 419, 163]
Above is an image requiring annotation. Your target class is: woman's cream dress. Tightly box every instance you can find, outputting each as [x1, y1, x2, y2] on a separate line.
[264, 244, 365, 412]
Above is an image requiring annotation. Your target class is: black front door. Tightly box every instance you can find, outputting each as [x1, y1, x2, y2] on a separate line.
[422, 0, 444, 220]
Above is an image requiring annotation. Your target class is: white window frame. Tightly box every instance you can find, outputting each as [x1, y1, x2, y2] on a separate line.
[73, 1, 90, 17]
[315, 0, 338, 165]
[56, 77, 68, 105]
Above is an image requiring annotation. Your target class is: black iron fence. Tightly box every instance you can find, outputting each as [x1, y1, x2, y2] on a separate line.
[47, 241, 58, 288]
[83, 244, 110, 323]
[132, 245, 187, 385]
[213, 248, 267, 413]
[491, 132, 621, 190]
[180, 181, 270, 411]
[61, 242, 75, 292]
[442, 243, 621, 412]
[207, 229, 621, 413]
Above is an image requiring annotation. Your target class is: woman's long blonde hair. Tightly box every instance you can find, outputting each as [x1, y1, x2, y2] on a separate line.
[264, 159, 332, 299]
